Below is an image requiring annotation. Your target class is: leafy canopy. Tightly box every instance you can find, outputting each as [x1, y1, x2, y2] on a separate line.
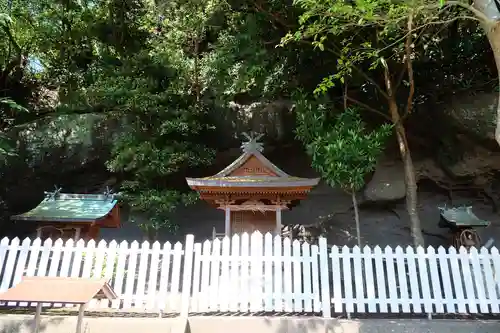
[296, 97, 391, 191]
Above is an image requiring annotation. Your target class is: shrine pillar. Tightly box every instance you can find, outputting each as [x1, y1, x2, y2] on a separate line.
[275, 207, 282, 235]
[225, 206, 231, 236]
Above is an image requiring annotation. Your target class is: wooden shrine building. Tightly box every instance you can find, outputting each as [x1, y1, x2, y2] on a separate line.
[11, 187, 120, 241]
[186, 133, 320, 236]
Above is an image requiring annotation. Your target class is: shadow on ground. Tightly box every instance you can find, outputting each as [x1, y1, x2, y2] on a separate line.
[263, 317, 500, 333]
[0, 317, 64, 333]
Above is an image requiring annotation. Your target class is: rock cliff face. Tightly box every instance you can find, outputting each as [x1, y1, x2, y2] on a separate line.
[446, 92, 498, 142]
[5, 92, 500, 245]
[364, 158, 406, 202]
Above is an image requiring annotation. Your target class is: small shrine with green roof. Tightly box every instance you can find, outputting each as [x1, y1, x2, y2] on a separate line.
[186, 133, 320, 237]
[11, 187, 120, 241]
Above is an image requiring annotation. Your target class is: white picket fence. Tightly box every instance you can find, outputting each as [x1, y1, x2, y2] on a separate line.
[1, 232, 500, 318]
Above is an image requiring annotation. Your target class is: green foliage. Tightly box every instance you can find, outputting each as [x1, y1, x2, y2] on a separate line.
[84, 3, 216, 234]
[296, 97, 391, 192]
[0, 0, 496, 241]
[281, 0, 460, 98]
[0, 97, 29, 163]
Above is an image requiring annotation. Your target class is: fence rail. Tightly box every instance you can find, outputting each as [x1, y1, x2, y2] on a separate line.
[0, 232, 500, 317]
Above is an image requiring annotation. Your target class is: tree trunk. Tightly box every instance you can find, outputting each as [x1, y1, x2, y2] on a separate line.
[382, 63, 425, 247]
[351, 190, 362, 248]
[387, 97, 425, 247]
[145, 227, 158, 242]
[473, 0, 500, 145]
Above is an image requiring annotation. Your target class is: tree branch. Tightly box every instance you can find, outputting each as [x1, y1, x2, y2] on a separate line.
[405, 13, 415, 116]
[446, 1, 492, 23]
[345, 95, 392, 121]
[323, 44, 390, 100]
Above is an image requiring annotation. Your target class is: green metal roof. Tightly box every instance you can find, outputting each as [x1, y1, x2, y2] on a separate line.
[11, 193, 118, 223]
[439, 206, 490, 227]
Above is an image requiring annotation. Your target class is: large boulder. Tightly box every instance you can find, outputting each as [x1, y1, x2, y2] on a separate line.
[446, 92, 497, 141]
[364, 159, 406, 202]
[217, 100, 296, 143]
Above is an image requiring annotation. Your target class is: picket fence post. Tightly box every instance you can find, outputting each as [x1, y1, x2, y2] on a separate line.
[181, 234, 195, 316]
[318, 237, 331, 318]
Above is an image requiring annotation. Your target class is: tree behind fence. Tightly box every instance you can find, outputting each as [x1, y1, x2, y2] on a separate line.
[0, 232, 500, 317]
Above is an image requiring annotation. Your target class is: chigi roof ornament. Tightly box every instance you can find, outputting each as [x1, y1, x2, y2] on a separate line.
[44, 185, 62, 201]
[241, 132, 264, 153]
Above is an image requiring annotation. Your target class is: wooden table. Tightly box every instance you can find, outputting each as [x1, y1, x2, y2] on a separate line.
[0, 276, 117, 333]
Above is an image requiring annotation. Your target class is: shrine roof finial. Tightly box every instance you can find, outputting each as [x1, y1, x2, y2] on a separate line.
[241, 132, 264, 153]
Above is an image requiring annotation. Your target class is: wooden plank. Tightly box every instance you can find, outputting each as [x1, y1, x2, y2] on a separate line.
[311, 244, 321, 313]
[240, 233, 250, 312]
[302, 241, 312, 312]
[330, 246, 342, 314]
[405, 246, 421, 313]
[395, 246, 410, 313]
[342, 245, 354, 314]
[228, 234, 240, 312]
[190, 242, 202, 313]
[283, 236, 293, 312]
[7, 238, 30, 307]
[219, 236, 231, 312]
[318, 237, 331, 318]
[352, 246, 364, 313]
[47, 239, 63, 279]
[21, 238, 41, 307]
[157, 241, 172, 312]
[363, 246, 376, 313]
[373, 246, 387, 313]
[448, 247, 466, 313]
[263, 233, 273, 312]
[273, 234, 283, 312]
[490, 247, 500, 312]
[209, 238, 221, 311]
[199, 240, 211, 312]
[459, 246, 477, 313]
[0, 238, 10, 291]
[1, 237, 20, 292]
[181, 234, 195, 316]
[53, 239, 73, 308]
[92, 240, 107, 279]
[250, 232, 263, 312]
[384, 246, 398, 313]
[480, 247, 498, 313]
[416, 246, 432, 314]
[292, 239, 302, 312]
[469, 247, 488, 313]
[123, 241, 139, 309]
[37, 238, 54, 307]
[169, 242, 183, 312]
[437, 246, 455, 313]
[11, 238, 31, 290]
[426, 246, 444, 313]
[134, 241, 150, 309]
[146, 241, 161, 310]
[89, 240, 107, 308]
[59, 239, 74, 278]
[111, 241, 128, 309]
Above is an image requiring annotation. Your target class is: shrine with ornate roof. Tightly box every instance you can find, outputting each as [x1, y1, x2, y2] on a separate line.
[11, 186, 120, 241]
[186, 133, 320, 237]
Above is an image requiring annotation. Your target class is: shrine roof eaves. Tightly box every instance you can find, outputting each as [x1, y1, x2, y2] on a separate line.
[11, 193, 118, 223]
[186, 176, 320, 188]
